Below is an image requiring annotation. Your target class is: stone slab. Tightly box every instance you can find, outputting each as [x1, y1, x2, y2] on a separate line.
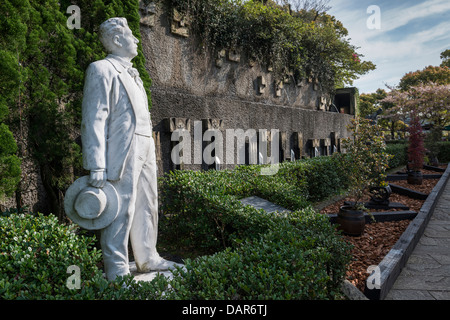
[385, 289, 436, 300]
[389, 275, 450, 291]
[429, 291, 450, 299]
[239, 196, 291, 214]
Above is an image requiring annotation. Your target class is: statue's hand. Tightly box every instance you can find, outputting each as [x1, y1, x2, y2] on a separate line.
[89, 169, 107, 188]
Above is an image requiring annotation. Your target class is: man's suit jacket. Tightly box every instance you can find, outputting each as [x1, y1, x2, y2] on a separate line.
[81, 56, 149, 181]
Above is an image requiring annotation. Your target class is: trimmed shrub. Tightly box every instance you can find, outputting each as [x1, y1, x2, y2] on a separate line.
[159, 156, 350, 254]
[437, 141, 450, 163]
[384, 140, 449, 168]
[385, 143, 408, 169]
[164, 207, 352, 300]
[0, 213, 167, 300]
[0, 213, 101, 299]
[159, 169, 291, 254]
[278, 156, 350, 202]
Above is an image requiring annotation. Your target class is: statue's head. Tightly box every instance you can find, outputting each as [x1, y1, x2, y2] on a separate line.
[99, 17, 139, 60]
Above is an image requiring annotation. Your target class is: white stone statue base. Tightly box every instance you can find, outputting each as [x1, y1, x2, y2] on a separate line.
[129, 261, 184, 282]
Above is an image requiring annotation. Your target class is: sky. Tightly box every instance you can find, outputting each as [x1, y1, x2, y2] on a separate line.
[327, 0, 450, 94]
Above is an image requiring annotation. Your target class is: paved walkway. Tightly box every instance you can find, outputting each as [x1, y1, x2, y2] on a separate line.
[386, 178, 450, 300]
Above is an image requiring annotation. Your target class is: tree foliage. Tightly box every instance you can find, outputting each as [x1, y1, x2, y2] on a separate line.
[163, 0, 375, 92]
[338, 117, 392, 209]
[359, 88, 387, 118]
[382, 83, 450, 129]
[398, 65, 450, 91]
[440, 49, 450, 68]
[0, 0, 150, 217]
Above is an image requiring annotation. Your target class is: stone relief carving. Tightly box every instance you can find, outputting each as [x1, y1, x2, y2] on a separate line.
[139, 1, 156, 27]
[202, 118, 223, 131]
[330, 132, 340, 154]
[167, 117, 191, 170]
[215, 49, 226, 68]
[227, 48, 241, 63]
[171, 9, 190, 38]
[257, 75, 266, 95]
[275, 80, 283, 97]
[168, 117, 191, 132]
[318, 96, 327, 111]
[283, 69, 293, 84]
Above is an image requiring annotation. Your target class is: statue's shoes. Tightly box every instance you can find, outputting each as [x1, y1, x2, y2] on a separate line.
[136, 257, 183, 273]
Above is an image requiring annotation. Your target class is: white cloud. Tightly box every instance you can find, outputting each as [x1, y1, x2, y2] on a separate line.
[328, 0, 450, 93]
[380, 0, 450, 34]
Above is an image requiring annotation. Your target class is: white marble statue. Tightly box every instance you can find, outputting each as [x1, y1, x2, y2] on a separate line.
[65, 17, 177, 280]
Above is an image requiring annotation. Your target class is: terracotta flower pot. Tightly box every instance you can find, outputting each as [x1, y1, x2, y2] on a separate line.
[337, 205, 365, 236]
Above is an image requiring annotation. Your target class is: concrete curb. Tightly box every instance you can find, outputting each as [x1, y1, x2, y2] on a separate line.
[363, 163, 450, 300]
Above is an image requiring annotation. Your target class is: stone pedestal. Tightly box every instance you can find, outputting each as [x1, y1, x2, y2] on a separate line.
[129, 261, 184, 282]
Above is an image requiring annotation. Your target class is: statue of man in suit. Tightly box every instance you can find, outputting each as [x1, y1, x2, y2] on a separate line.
[81, 17, 174, 280]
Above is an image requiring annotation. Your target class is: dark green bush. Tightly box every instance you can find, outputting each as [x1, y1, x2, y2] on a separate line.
[385, 143, 408, 169]
[2, 181, 352, 300]
[278, 156, 350, 202]
[159, 157, 350, 254]
[437, 141, 450, 163]
[159, 169, 290, 254]
[385, 139, 408, 145]
[164, 207, 352, 300]
[384, 141, 449, 168]
[0, 213, 167, 300]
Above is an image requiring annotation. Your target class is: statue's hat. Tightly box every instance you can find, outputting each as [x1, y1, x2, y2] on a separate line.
[64, 176, 120, 230]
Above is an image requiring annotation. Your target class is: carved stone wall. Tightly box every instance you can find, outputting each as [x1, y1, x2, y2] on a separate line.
[139, 3, 354, 175]
[2, 3, 354, 214]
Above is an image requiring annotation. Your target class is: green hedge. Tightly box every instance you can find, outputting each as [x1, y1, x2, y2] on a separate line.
[1, 156, 355, 300]
[436, 141, 450, 163]
[159, 156, 350, 254]
[1, 209, 351, 300]
[164, 208, 352, 300]
[385, 143, 408, 169]
[0, 213, 169, 300]
[159, 168, 296, 254]
[278, 156, 350, 202]
[384, 141, 450, 168]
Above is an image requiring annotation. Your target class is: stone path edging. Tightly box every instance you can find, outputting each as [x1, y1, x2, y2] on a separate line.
[363, 163, 450, 300]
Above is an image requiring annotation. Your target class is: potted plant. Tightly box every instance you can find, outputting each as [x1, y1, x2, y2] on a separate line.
[336, 117, 392, 236]
[407, 113, 425, 185]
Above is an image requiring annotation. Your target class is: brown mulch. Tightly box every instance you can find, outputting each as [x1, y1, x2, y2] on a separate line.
[319, 166, 447, 294]
[391, 178, 440, 195]
[319, 193, 426, 214]
[343, 220, 412, 292]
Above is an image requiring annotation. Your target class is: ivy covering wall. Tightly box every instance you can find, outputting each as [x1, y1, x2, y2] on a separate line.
[163, 0, 375, 92]
[0, 0, 150, 218]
